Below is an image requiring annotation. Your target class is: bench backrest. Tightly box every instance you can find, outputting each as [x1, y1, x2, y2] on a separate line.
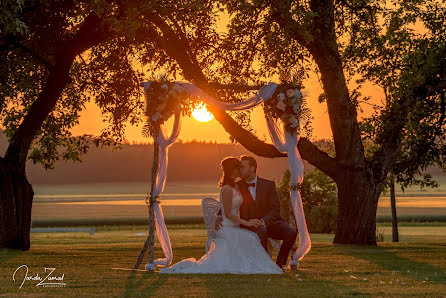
[201, 197, 221, 239]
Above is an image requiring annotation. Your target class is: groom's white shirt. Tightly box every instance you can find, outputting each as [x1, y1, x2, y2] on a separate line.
[246, 175, 258, 201]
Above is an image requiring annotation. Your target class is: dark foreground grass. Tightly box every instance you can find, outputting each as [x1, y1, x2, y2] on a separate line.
[1, 224, 446, 297]
[30, 215, 446, 228]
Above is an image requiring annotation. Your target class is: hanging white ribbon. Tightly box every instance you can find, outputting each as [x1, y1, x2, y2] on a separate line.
[176, 82, 278, 110]
[265, 113, 311, 266]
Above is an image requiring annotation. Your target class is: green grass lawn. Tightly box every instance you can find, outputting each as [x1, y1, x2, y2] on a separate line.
[1, 224, 446, 296]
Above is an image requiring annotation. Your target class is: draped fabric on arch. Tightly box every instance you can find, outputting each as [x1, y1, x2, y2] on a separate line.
[143, 103, 182, 271]
[178, 82, 279, 111]
[265, 114, 311, 265]
[142, 81, 311, 271]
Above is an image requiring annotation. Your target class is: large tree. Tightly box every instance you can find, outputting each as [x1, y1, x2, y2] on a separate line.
[1, 0, 122, 249]
[215, 0, 446, 244]
[0, 0, 225, 249]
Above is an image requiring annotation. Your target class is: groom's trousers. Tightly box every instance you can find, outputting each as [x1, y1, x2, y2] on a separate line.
[244, 220, 297, 267]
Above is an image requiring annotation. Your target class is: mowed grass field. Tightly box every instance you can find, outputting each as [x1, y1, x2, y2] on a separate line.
[30, 176, 446, 225]
[1, 223, 446, 296]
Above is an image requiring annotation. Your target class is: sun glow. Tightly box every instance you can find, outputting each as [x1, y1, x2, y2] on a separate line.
[191, 103, 214, 122]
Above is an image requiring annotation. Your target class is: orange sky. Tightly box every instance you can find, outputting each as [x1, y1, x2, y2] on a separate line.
[70, 70, 385, 144]
[69, 12, 388, 144]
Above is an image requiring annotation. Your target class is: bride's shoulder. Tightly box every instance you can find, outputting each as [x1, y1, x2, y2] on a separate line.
[220, 184, 233, 192]
[221, 184, 239, 197]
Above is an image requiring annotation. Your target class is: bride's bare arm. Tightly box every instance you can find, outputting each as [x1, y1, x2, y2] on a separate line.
[222, 187, 252, 226]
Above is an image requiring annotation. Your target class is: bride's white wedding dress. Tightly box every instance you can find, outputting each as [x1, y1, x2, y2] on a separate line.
[159, 184, 283, 274]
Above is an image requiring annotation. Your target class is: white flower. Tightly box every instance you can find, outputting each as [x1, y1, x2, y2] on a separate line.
[160, 84, 168, 91]
[281, 113, 291, 121]
[295, 89, 302, 99]
[172, 83, 184, 93]
[288, 116, 299, 128]
[276, 100, 286, 111]
[151, 112, 162, 122]
[156, 102, 167, 111]
[293, 103, 301, 114]
[278, 93, 286, 101]
[168, 89, 177, 97]
[288, 96, 297, 104]
[286, 88, 297, 98]
[159, 93, 168, 101]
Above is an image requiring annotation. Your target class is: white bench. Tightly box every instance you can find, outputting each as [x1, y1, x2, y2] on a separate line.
[201, 197, 281, 257]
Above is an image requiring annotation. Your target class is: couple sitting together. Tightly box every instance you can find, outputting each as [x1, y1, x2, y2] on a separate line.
[159, 155, 297, 274]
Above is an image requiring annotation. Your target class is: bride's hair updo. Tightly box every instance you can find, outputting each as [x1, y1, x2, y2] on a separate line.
[219, 157, 241, 188]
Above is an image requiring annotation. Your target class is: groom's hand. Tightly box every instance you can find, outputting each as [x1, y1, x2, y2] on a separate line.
[250, 219, 264, 228]
[215, 215, 223, 231]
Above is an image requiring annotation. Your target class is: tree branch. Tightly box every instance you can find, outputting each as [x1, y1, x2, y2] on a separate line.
[336, 0, 376, 11]
[3, 35, 54, 71]
[298, 137, 338, 179]
[270, 0, 314, 49]
[5, 13, 116, 173]
[147, 13, 285, 158]
[272, 0, 367, 169]
[144, 12, 340, 177]
[207, 82, 264, 91]
[371, 80, 446, 182]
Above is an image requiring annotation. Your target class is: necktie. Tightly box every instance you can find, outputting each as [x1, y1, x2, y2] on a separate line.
[247, 182, 255, 188]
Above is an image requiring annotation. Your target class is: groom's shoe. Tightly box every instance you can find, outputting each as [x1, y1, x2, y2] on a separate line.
[278, 264, 288, 273]
[276, 260, 286, 271]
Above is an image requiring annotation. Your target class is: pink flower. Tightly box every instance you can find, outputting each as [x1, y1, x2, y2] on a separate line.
[295, 89, 302, 99]
[156, 102, 167, 111]
[151, 112, 162, 122]
[292, 103, 301, 114]
[286, 89, 297, 98]
[276, 100, 286, 111]
[172, 83, 184, 93]
[288, 116, 299, 128]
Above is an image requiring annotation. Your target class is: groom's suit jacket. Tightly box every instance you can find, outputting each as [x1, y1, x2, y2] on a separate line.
[236, 177, 284, 229]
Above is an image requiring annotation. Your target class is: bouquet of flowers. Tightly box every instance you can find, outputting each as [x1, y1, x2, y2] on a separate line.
[142, 81, 187, 137]
[263, 84, 311, 134]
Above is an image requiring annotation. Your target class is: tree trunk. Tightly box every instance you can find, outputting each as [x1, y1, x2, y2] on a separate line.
[390, 176, 399, 242]
[0, 157, 34, 249]
[333, 170, 381, 244]
[0, 13, 114, 250]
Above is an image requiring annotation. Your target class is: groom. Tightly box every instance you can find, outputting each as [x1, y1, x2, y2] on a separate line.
[215, 155, 297, 269]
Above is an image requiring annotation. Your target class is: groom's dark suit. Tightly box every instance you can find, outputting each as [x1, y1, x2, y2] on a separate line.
[236, 176, 297, 268]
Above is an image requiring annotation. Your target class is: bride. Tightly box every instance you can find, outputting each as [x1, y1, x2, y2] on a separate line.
[159, 157, 283, 274]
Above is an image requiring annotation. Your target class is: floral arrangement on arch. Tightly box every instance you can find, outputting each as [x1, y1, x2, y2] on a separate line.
[142, 81, 193, 137]
[263, 82, 311, 134]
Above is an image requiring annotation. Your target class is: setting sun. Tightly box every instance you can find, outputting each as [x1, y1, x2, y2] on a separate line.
[191, 103, 214, 122]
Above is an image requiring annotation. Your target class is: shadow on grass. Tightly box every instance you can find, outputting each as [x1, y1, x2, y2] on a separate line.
[200, 271, 363, 296]
[118, 268, 364, 296]
[0, 248, 25, 263]
[341, 244, 446, 284]
[121, 271, 168, 297]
